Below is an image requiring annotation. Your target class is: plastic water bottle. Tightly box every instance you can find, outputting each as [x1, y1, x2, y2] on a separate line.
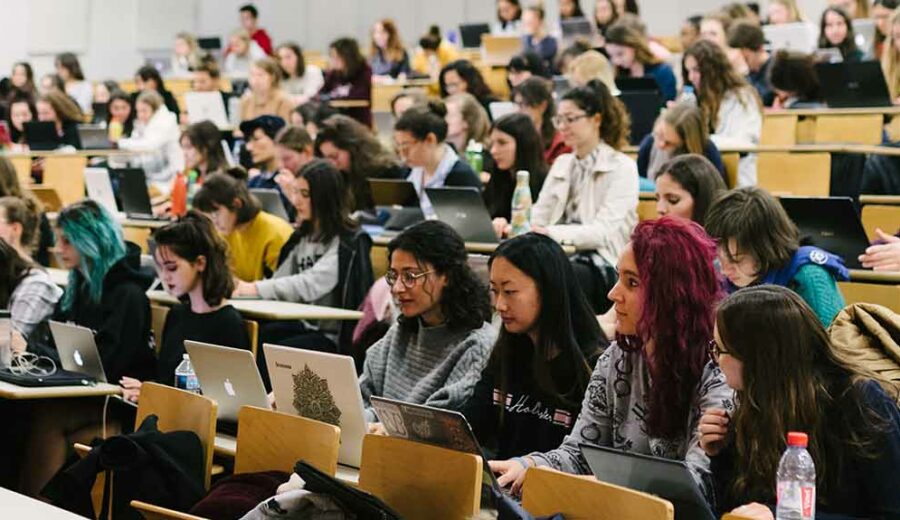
[776, 432, 816, 520]
[510, 170, 533, 237]
[174, 354, 200, 394]
[679, 85, 697, 106]
[465, 139, 484, 173]
[186, 170, 200, 210]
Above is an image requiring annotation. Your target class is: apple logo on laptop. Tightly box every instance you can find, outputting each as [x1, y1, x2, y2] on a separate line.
[223, 378, 236, 397]
[73, 350, 84, 367]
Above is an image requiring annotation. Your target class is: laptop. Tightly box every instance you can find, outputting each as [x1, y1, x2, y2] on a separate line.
[852, 19, 876, 59]
[459, 23, 491, 49]
[78, 125, 113, 150]
[616, 77, 660, 93]
[185, 91, 229, 128]
[560, 17, 596, 42]
[488, 101, 518, 121]
[185, 341, 270, 422]
[91, 102, 109, 124]
[24, 121, 61, 151]
[481, 35, 523, 67]
[580, 444, 715, 520]
[369, 179, 424, 231]
[425, 187, 498, 243]
[779, 196, 869, 269]
[197, 36, 223, 51]
[84, 167, 121, 217]
[763, 22, 818, 53]
[250, 188, 290, 221]
[49, 321, 108, 383]
[816, 60, 892, 108]
[116, 168, 160, 220]
[619, 90, 663, 145]
[264, 344, 367, 468]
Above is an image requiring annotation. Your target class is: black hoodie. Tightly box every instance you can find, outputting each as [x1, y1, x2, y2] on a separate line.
[54, 242, 156, 383]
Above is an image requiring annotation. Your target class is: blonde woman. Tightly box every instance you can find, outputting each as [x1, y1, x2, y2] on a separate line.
[881, 8, 900, 103]
[224, 29, 267, 77]
[566, 50, 620, 95]
[767, 0, 806, 24]
[637, 103, 726, 182]
[239, 58, 294, 122]
[445, 93, 491, 156]
[171, 32, 206, 77]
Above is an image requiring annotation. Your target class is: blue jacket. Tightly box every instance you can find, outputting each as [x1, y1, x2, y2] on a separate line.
[646, 62, 677, 102]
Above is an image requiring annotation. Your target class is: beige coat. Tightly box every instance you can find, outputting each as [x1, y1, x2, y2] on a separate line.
[829, 303, 900, 404]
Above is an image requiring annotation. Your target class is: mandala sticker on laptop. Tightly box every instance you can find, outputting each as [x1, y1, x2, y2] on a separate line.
[292, 364, 342, 427]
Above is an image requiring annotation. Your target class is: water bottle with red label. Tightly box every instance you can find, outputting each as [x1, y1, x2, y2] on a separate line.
[776, 431, 816, 520]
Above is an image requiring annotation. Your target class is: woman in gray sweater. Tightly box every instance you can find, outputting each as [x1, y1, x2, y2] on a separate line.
[360, 220, 496, 423]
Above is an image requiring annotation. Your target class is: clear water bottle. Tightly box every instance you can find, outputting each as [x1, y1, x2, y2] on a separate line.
[776, 432, 816, 520]
[679, 85, 697, 106]
[510, 170, 533, 237]
[186, 170, 200, 210]
[465, 139, 484, 173]
[174, 354, 201, 394]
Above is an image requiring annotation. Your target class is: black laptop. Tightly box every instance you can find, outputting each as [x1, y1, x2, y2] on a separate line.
[619, 90, 663, 145]
[779, 196, 870, 269]
[815, 61, 892, 108]
[369, 179, 424, 231]
[560, 17, 596, 42]
[459, 23, 491, 49]
[425, 187, 499, 243]
[115, 168, 160, 220]
[24, 121, 61, 151]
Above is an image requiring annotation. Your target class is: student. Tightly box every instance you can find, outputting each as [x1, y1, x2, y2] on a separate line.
[767, 0, 804, 24]
[521, 6, 558, 73]
[370, 19, 411, 79]
[320, 37, 373, 127]
[274, 125, 315, 177]
[170, 32, 206, 77]
[494, 0, 523, 34]
[566, 50, 619, 95]
[701, 12, 748, 75]
[702, 285, 900, 518]
[117, 90, 184, 192]
[9, 61, 36, 99]
[394, 101, 481, 217]
[464, 233, 605, 458]
[484, 113, 547, 223]
[439, 60, 498, 118]
[614, 0, 640, 16]
[859, 229, 900, 271]
[105, 90, 135, 143]
[489, 217, 734, 495]
[726, 21, 774, 107]
[411, 25, 461, 79]
[315, 114, 406, 214]
[604, 23, 677, 102]
[276, 42, 324, 106]
[238, 3, 273, 56]
[7, 93, 36, 145]
[612, 14, 673, 63]
[54, 52, 92, 114]
[829, 0, 868, 19]
[445, 92, 491, 156]
[91, 80, 120, 119]
[293, 100, 338, 140]
[191, 58, 233, 120]
[874, 0, 900, 59]
[239, 115, 294, 220]
[360, 220, 495, 423]
[653, 154, 727, 225]
[0, 158, 53, 265]
[239, 58, 293, 122]
[819, 6, 863, 62]
[193, 170, 293, 282]
[170, 120, 229, 200]
[705, 186, 848, 326]
[559, 0, 585, 19]
[681, 14, 703, 53]
[637, 103, 726, 182]
[39, 73, 65, 95]
[224, 29, 267, 77]
[36, 91, 83, 149]
[390, 90, 427, 119]
[882, 8, 900, 103]
[0, 198, 61, 340]
[594, 0, 619, 38]
[684, 40, 762, 187]
[506, 52, 547, 88]
[769, 50, 824, 109]
[512, 77, 571, 165]
[135, 65, 180, 118]
[119, 212, 249, 402]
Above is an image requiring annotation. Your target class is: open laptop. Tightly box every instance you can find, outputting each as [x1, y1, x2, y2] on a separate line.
[488, 101, 518, 121]
[763, 22, 818, 53]
[185, 91, 229, 128]
[185, 341, 270, 422]
[116, 168, 161, 220]
[84, 167, 121, 217]
[24, 121, 61, 151]
[779, 196, 870, 269]
[78, 125, 113, 150]
[49, 321, 107, 383]
[619, 90, 663, 145]
[459, 23, 491, 49]
[815, 61, 892, 108]
[250, 188, 290, 221]
[580, 444, 716, 520]
[426, 187, 498, 243]
[369, 179, 424, 231]
[853, 19, 876, 59]
[481, 35, 523, 67]
[264, 344, 367, 468]
[560, 17, 596, 43]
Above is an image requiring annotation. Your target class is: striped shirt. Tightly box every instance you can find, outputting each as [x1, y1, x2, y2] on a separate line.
[9, 268, 63, 338]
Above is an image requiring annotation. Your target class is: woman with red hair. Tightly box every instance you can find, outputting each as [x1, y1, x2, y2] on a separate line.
[489, 217, 735, 506]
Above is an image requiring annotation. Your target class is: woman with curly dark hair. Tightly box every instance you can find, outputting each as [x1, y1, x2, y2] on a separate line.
[439, 60, 498, 118]
[359, 220, 495, 425]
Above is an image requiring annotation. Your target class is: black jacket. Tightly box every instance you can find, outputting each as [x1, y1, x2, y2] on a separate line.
[861, 147, 900, 196]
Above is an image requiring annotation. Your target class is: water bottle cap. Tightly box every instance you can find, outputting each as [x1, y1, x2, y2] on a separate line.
[786, 431, 808, 447]
[183, 353, 190, 360]
[516, 170, 529, 179]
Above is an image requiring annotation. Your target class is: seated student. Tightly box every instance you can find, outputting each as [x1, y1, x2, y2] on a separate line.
[604, 23, 677, 102]
[9, 61, 37, 99]
[92, 80, 119, 107]
[120, 212, 249, 403]
[0, 198, 61, 340]
[506, 52, 547, 88]
[445, 92, 491, 156]
[614, 13, 674, 63]
[134, 65, 181, 118]
[411, 25, 461, 79]
[684, 40, 762, 187]
[315, 114, 406, 214]
[224, 29, 267, 78]
[238, 3, 273, 56]
[293, 100, 338, 140]
[701, 11, 747, 75]
[819, 7, 863, 62]
[463, 233, 605, 458]
[0, 159, 53, 265]
[494, 0, 522, 34]
[170, 32, 206, 77]
[594, 0, 619, 39]
[105, 90, 135, 144]
[39, 73, 65, 95]
[767, 0, 805, 24]
[701, 286, 900, 519]
[191, 58, 233, 120]
[874, 0, 900, 59]
[520, 5, 558, 73]
[394, 101, 482, 217]
[512, 77, 571, 165]
[489, 217, 734, 496]
[484, 113, 548, 223]
[54, 53, 92, 114]
[389, 90, 427, 119]
[654, 154, 727, 226]
[166, 120, 229, 217]
[370, 19, 411, 79]
[276, 42, 324, 106]
[360, 220, 495, 423]
[274, 125, 315, 178]
[637, 103, 726, 182]
[439, 60, 499, 118]
[705, 186, 848, 326]
[239, 58, 293, 123]
[117, 90, 184, 192]
[556, 40, 591, 77]
[726, 21, 774, 107]
[768, 50, 824, 109]
[7, 93, 36, 145]
[320, 37, 373, 127]
[681, 14, 703, 57]
[193, 170, 293, 282]
[559, 0, 585, 19]
[859, 229, 900, 271]
[36, 91, 83, 149]
[566, 50, 619, 96]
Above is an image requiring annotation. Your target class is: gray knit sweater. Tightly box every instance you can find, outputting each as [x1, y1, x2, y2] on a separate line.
[359, 320, 496, 422]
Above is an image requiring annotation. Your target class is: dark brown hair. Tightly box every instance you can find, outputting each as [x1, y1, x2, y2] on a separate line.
[818, 7, 859, 60]
[560, 79, 631, 150]
[683, 40, 759, 134]
[768, 50, 821, 103]
[182, 121, 228, 176]
[0, 196, 42, 253]
[605, 23, 661, 66]
[276, 42, 307, 78]
[55, 52, 85, 81]
[656, 154, 727, 226]
[329, 37, 367, 80]
[727, 20, 766, 50]
[192, 171, 261, 225]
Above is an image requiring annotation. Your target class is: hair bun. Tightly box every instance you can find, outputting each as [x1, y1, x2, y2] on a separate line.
[225, 166, 248, 182]
[426, 99, 447, 118]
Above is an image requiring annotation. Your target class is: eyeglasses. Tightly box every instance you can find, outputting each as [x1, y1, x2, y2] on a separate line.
[385, 269, 433, 288]
[708, 339, 729, 363]
[552, 113, 590, 128]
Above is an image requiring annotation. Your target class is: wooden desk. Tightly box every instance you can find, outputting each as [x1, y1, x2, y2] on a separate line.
[766, 106, 900, 117]
[147, 290, 363, 321]
[214, 433, 360, 484]
[0, 380, 121, 400]
[848, 269, 900, 284]
[371, 236, 576, 255]
[860, 195, 900, 205]
[3, 149, 142, 158]
[624, 143, 900, 156]
[330, 99, 371, 108]
[0, 486, 87, 518]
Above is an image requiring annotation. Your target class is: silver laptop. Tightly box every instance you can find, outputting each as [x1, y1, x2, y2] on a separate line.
[264, 344, 367, 468]
[425, 187, 499, 243]
[853, 18, 876, 59]
[185, 91, 229, 128]
[84, 167, 121, 217]
[184, 341, 270, 422]
[488, 101, 518, 121]
[78, 125, 113, 150]
[49, 321, 107, 383]
[763, 22, 818, 54]
[250, 188, 290, 221]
